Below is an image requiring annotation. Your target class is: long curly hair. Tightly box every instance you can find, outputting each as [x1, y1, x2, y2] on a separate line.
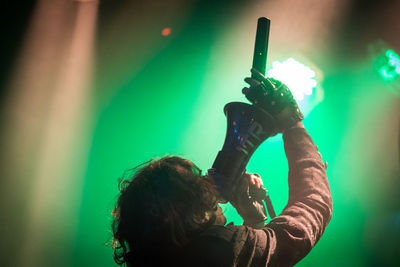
[111, 156, 219, 266]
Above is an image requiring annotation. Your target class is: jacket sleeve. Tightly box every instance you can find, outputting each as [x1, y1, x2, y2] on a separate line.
[229, 126, 333, 267]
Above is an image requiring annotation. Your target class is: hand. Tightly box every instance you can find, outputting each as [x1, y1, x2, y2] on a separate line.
[231, 173, 267, 228]
[249, 173, 263, 189]
[242, 68, 304, 132]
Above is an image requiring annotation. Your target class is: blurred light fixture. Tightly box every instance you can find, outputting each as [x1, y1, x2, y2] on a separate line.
[369, 40, 400, 95]
[267, 58, 317, 101]
[266, 57, 324, 116]
[377, 49, 400, 82]
[161, 27, 171, 36]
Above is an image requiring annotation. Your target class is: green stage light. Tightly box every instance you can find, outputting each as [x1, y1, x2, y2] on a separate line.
[369, 41, 400, 94]
[378, 49, 400, 82]
[267, 58, 317, 101]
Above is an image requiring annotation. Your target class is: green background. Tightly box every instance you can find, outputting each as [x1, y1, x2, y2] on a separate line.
[0, 0, 399, 266]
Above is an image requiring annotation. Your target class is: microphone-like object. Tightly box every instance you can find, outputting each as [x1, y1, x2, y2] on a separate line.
[208, 17, 275, 205]
[252, 17, 270, 77]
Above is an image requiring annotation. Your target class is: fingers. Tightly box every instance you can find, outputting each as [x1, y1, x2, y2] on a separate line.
[244, 77, 260, 87]
[242, 77, 261, 96]
[243, 77, 276, 98]
[249, 173, 263, 188]
[243, 78, 271, 105]
[250, 68, 268, 81]
[248, 68, 279, 92]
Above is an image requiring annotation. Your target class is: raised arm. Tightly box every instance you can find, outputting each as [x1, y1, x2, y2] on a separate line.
[227, 71, 332, 266]
[227, 123, 332, 266]
[266, 122, 332, 265]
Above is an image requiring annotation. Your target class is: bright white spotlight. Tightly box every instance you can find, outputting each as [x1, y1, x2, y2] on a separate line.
[267, 58, 317, 101]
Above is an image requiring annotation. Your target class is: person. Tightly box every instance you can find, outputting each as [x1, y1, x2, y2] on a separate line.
[111, 69, 333, 266]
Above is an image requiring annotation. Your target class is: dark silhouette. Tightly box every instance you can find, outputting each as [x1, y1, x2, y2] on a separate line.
[111, 73, 333, 266]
